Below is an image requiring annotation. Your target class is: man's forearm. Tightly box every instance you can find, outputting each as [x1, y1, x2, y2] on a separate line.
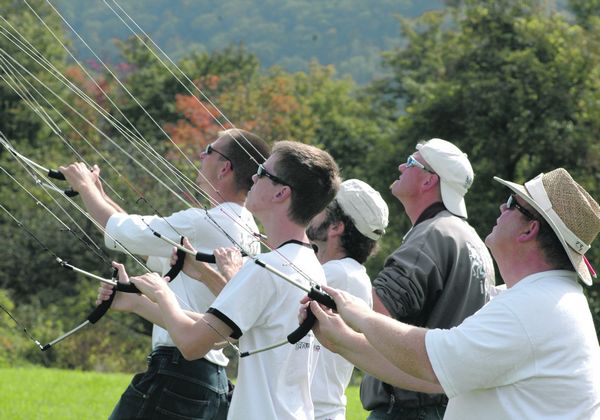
[358, 310, 438, 384]
[78, 184, 120, 228]
[332, 326, 442, 393]
[153, 291, 224, 360]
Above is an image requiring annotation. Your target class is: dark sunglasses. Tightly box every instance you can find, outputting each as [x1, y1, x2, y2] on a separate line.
[205, 143, 233, 168]
[506, 194, 537, 220]
[256, 164, 292, 188]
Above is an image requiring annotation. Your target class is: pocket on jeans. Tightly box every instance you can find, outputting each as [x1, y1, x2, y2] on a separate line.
[155, 385, 213, 420]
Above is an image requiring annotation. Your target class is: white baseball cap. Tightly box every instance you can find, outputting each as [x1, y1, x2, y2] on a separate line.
[417, 138, 474, 218]
[336, 179, 389, 240]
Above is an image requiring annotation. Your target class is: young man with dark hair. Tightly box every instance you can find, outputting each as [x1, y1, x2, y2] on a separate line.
[60, 128, 270, 419]
[306, 179, 389, 420]
[101, 140, 341, 419]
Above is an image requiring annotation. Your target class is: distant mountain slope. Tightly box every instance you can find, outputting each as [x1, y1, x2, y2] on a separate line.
[52, 0, 443, 83]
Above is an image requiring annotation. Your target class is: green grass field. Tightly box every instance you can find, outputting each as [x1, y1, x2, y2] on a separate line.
[0, 367, 368, 419]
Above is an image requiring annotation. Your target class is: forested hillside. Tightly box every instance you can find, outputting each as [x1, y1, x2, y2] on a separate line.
[52, 0, 444, 83]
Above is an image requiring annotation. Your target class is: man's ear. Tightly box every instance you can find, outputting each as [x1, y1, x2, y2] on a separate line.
[421, 173, 439, 192]
[273, 186, 292, 202]
[518, 220, 540, 243]
[219, 160, 233, 178]
[328, 221, 345, 237]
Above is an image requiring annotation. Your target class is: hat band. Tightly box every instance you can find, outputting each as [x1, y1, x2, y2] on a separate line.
[525, 175, 590, 255]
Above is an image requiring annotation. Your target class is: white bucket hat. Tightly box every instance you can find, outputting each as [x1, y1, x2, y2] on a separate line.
[417, 138, 474, 218]
[336, 179, 389, 240]
[494, 168, 600, 286]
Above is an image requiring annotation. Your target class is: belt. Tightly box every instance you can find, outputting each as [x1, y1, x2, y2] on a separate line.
[147, 346, 213, 365]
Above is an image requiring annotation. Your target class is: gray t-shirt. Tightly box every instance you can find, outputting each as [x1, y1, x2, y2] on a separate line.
[361, 207, 495, 410]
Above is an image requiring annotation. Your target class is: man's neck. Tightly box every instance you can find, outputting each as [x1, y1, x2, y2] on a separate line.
[314, 238, 347, 264]
[403, 197, 443, 225]
[497, 248, 555, 288]
[262, 217, 309, 250]
[209, 185, 246, 207]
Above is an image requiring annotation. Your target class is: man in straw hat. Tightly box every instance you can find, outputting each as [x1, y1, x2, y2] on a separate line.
[360, 138, 495, 419]
[302, 168, 600, 419]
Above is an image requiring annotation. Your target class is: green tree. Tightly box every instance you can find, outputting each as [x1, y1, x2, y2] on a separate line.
[370, 0, 600, 330]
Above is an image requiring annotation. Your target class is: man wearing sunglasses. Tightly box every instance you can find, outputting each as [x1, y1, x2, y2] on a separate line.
[360, 138, 495, 420]
[306, 168, 600, 419]
[103, 140, 341, 420]
[60, 128, 270, 419]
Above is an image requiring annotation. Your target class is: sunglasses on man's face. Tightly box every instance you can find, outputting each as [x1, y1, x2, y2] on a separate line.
[204, 143, 233, 167]
[256, 164, 292, 188]
[506, 194, 537, 220]
[406, 155, 434, 173]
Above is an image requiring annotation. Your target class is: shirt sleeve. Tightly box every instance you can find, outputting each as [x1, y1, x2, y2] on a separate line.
[209, 262, 277, 338]
[373, 230, 442, 321]
[425, 298, 533, 398]
[104, 208, 223, 258]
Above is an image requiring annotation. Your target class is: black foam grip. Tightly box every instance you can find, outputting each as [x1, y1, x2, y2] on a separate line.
[64, 188, 79, 197]
[307, 286, 337, 310]
[115, 283, 140, 293]
[87, 287, 116, 324]
[287, 306, 316, 344]
[165, 242, 186, 280]
[47, 169, 65, 180]
[87, 270, 140, 324]
[195, 251, 216, 263]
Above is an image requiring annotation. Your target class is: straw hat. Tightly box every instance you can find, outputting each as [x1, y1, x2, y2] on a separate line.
[494, 168, 600, 285]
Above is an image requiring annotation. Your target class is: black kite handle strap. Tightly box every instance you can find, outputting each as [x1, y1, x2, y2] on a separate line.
[41, 265, 141, 351]
[87, 268, 141, 324]
[287, 285, 337, 344]
[164, 237, 187, 280]
[162, 237, 222, 280]
[47, 169, 79, 197]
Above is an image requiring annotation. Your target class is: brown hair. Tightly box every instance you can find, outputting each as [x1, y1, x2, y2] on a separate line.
[219, 129, 270, 193]
[272, 141, 340, 225]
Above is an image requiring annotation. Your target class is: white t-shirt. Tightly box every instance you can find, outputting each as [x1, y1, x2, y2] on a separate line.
[311, 258, 372, 420]
[426, 270, 600, 420]
[105, 203, 260, 366]
[209, 241, 325, 420]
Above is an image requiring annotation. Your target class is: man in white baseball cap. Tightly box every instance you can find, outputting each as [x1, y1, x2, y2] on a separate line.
[416, 138, 473, 218]
[306, 179, 388, 420]
[360, 138, 495, 419]
[306, 167, 600, 419]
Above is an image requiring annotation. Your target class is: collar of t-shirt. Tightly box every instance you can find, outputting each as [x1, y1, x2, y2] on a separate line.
[414, 202, 447, 227]
[277, 239, 315, 253]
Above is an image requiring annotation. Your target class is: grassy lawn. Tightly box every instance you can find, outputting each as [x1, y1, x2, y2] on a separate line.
[0, 367, 368, 419]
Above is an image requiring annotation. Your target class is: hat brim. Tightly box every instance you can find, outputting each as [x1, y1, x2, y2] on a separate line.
[494, 176, 591, 285]
[440, 181, 468, 218]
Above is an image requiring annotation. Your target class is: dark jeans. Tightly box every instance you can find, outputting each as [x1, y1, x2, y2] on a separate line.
[109, 347, 229, 420]
[367, 404, 446, 420]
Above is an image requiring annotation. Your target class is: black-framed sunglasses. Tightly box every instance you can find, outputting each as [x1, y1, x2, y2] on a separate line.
[406, 155, 435, 173]
[506, 194, 537, 220]
[256, 164, 292, 188]
[205, 143, 233, 168]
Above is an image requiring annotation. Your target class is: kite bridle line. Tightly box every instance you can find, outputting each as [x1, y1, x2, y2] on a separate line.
[0, 151, 209, 326]
[1, 5, 316, 287]
[25, 0, 267, 212]
[0, 14, 272, 249]
[3, 0, 336, 353]
[0, 201, 141, 351]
